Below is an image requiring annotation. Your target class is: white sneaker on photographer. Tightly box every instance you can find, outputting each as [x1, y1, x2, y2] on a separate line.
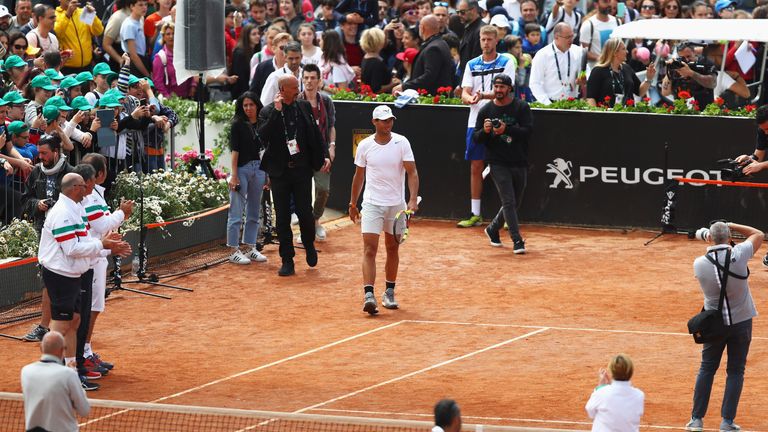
[246, 247, 267, 262]
[315, 223, 327, 241]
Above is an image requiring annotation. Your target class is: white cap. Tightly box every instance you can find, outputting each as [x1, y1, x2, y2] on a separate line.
[0, 6, 10, 18]
[478, 0, 488, 11]
[490, 14, 510, 28]
[372, 105, 397, 120]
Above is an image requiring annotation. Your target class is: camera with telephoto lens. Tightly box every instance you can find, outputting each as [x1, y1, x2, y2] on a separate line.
[666, 58, 717, 80]
[717, 158, 746, 181]
[491, 118, 503, 128]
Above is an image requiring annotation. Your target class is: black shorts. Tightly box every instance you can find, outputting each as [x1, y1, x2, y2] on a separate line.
[41, 267, 81, 321]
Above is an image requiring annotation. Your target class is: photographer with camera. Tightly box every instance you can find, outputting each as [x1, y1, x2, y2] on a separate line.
[685, 221, 762, 432]
[473, 74, 533, 254]
[660, 42, 717, 107]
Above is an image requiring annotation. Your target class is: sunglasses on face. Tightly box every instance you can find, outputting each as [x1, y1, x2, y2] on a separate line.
[433, 1, 449, 6]
[641, 4, 655, 9]
[13, 44, 27, 49]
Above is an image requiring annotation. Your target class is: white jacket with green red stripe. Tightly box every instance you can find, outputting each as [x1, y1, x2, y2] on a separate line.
[38, 194, 109, 278]
[83, 185, 125, 240]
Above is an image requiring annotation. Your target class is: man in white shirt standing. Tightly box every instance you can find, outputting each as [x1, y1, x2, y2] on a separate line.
[530, 22, 584, 104]
[349, 105, 419, 315]
[579, 0, 619, 74]
[21, 331, 90, 432]
[260, 42, 304, 108]
[26, 5, 59, 54]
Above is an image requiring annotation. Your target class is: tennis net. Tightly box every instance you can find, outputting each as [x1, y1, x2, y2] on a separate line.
[0, 392, 581, 432]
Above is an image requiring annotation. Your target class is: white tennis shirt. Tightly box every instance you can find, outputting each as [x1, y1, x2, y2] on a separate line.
[355, 132, 415, 207]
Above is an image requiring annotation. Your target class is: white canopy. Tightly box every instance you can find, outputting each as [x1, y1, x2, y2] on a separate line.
[611, 19, 768, 43]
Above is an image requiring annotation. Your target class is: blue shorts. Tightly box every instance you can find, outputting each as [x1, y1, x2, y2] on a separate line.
[464, 127, 485, 161]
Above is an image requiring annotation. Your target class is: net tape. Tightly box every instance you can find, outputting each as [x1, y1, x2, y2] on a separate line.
[0, 392, 580, 432]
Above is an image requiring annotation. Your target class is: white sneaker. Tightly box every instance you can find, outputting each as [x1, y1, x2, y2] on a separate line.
[229, 250, 251, 265]
[246, 248, 267, 262]
[291, 214, 299, 225]
[316, 224, 327, 241]
[295, 235, 303, 244]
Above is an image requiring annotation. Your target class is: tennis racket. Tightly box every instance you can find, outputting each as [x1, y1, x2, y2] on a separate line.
[392, 196, 422, 244]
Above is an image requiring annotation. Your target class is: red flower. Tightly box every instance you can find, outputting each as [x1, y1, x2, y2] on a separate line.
[678, 90, 692, 100]
[328, 84, 335, 89]
[417, 88, 428, 95]
[745, 105, 756, 113]
[714, 97, 725, 106]
[604, 95, 611, 102]
[567, 97, 575, 101]
[642, 97, 651, 103]
[723, 108, 731, 113]
[437, 86, 452, 94]
[626, 99, 635, 106]
[433, 96, 440, 104]
[667, 106, 674, 113]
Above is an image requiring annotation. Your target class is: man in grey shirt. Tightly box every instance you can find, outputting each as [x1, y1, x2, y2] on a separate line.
[686, 221, 762, 432]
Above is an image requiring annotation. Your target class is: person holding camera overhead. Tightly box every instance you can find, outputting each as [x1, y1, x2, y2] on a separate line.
[586, 38, 655, 107]
[473, 73, 532, 254]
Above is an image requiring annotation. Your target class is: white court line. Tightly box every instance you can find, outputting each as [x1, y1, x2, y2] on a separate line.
[80, 320, 406, 428]
[404, 319, 768, 340]
[293, 328, 549, 414]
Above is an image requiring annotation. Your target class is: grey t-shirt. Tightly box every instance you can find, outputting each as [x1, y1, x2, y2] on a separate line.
[693, 242, 757, 325]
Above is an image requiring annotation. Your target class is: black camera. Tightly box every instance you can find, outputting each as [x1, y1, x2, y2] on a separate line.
[491, 118, 503, 128]
[667, 58, 716, 79]
[717, 158, 746, 181]
[234, 184, 241, 192]
[43, 198, 57, 207]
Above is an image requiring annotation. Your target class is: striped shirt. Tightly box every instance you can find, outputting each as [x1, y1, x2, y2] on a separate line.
[461, 53, 517, 127]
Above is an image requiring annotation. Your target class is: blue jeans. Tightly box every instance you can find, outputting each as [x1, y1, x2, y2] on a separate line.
[692, 318, 752, 421]
[226, 160, 266, 247]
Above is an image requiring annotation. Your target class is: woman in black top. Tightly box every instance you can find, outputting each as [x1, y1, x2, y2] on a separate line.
[230, 24, 261, 100]
[227, 91, 268, 265]
[360, 27, 399, 93]
[586, 38, 656, 107]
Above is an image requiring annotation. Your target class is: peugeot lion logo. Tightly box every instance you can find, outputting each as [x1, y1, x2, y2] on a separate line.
[546, 158, 574, 189]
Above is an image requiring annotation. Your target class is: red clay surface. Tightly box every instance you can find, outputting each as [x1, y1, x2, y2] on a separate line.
[3, 220, 768, 430]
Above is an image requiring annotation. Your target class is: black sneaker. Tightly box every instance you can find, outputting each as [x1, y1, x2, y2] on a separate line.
[23, 324, 49, 342]
[484, 226, 502, 247]
[278, 259, 295, 276]
[80, 375, 100, 391]
[513, 239, 526, 254]
[305, 244, 318, 267]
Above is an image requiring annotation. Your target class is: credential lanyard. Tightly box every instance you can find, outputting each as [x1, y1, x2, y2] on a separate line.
[552, 44, 571, 85]
[280, 106, 297, 142]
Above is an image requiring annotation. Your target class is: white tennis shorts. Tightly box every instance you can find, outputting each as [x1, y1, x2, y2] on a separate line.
[361, 202, 406, 235]
[91, 257, 109, 312]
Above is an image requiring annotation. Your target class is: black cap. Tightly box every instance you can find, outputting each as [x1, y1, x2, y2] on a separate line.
[492, 74, 513, 87]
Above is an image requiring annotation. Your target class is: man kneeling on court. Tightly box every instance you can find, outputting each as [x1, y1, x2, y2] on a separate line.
[37, 172, 131, 376]
[349, 105, 419, 315]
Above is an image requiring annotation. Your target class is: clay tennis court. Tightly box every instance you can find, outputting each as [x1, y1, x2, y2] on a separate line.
[3, 220, 768, 430]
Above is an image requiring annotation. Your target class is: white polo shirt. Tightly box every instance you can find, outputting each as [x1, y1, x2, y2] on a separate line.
[530, 43, 583, 104]
[585, 380, 644, 432]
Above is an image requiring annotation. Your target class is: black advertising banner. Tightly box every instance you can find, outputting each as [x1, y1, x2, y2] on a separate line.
[330, 101, 763, 230]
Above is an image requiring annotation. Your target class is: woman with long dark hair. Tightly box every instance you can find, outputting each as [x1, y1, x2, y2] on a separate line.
[318, 29, 355, 90]
[231, 24, 261, 99]
[227, 91, 268, 265]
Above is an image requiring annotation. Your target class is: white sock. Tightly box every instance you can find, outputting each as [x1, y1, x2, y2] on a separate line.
[471, 199, 481, 216]
[65, 357, 76, 369]
[84, 343, 93, 358]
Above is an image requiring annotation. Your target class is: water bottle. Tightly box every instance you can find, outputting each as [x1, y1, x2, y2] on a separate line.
[131, 255, 140, 276]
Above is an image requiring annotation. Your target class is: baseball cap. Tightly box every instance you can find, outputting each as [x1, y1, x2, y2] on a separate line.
[44, 68, 65, 81]
[0, 5, 11, 18]
[395, 48, 419, 63]
[3, 91, 28, 105]
[45, 96, 73, 111]
[478, 0, 487, 11]
[372, 105, 396, 120]
[104, 88, 126, 100]
[42, 105, 61, 122]
[59, 76, 82, 90]
[715, 0, 737, 12]
[30, 75, 58, 91]
[492, 73, 513, 87]
[97, 94, 123, 108]
[4, 55, 27, 70]
[76, 71, 95, 82]
[92, 62, 118, 79]
[490, 14, 511, 29]
[7, 121, 29, 136]
[70, 96, 94, 111]
[127, 74, 143, 86]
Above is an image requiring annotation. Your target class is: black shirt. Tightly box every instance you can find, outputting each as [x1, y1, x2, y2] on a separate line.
[280, 102, 309, 168]
[756, 127, 768, 151]
[230, 120, 262, 166]
[473, 98, 534, 167]
[361, 57, 391, 93]
[586, 64, 641, 107]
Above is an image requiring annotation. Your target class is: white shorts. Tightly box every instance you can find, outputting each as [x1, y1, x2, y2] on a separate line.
[91, 257, 109, 312]
[361, 202, 406, 235]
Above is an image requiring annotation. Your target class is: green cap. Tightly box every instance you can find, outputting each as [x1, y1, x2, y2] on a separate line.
[127, 74, 142, 86]
[2, 91, 28, 105]
[59, 76, 82, 90]
[97, 94, 122, 108]
[44, 68, 65, 81]
[4, 55, 26, 70]
[45, 96, 73, 111]
[7, 120, 29, 136]
[70, 96, 94, 111]
[75, 71, 94, 82]
[104, 88, 126, 100]
[92, 62, 117, 78]
[29, 75, 58, 91]
[43, 105, 61, 122]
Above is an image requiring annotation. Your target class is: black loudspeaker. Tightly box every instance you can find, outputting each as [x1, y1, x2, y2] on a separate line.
[184, 0, 226, 70]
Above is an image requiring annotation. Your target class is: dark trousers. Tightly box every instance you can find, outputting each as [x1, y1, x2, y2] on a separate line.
[487, 164, 527, 241]
[270, 167, 315, 261]
[692, 318, 752, 421]
[76, 269, 94, 374]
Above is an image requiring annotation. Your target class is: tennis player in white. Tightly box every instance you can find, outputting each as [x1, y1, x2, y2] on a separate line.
[349, 105, 420, 315]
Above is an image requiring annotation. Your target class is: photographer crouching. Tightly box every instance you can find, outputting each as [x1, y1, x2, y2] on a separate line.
[686, 221, 762, 432]
[661, 42, 717, 107]
[473, 74, 533, 254]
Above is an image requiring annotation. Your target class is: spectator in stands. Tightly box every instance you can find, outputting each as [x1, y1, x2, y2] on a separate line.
[334, 0, 379, 29]
[0, 146, 23, 225]
[361, 27, 398, 93]
[67, 97, 100, 165]
[54, 0, 104, 76]
[395, 15, 454, 95]
[315, 0, 340, 32]
[225, 5, 245, 70]
[433, 399, 462, 432]
[340, 17, 364, 67]
[85, 62, 118, 106]
[27, 5, 59, 54]
[232, 24, 262, 99]
[395, 47, 417, 83]
[399, 2, 420, 27]
[684, 221, 762, 432]
[514, 0, 545, 40]
[121, 0, 150, 78]
[585, 353, 645, 431]
[24, 75, 57, 127]
[10, 0, 32, 33]
[377, 0, 391, 28]
[144, 0, 172, 41]
[130, 79, 178, 172]
[714, 0, 736, 18]
[298, 23, 322, 65]
[580, 0, 620, 74]
[530, 22, 584, 105]
[265, 0, 279, 20]
[280, 0, 305, 37]
[102, 0, 130, 72]
[433, 4, 454, 36]
[250, 32, 293, 100]
[59, 76, 82, 104]
[3, 55, 29, 93]
[251, 26, 281, 76]
[402, 25, 422, 50]
[660, 0, 682, 18]
[544, 0, 582, 44]
[153, 22, 198, 99]
[21, 331, 91, 429]
[522, 23, 544, 58]
[704, 44, 750, 108]
[7, 31, 30, 60]
[638, 0, 658, 18]
[587, 38, 655, 107]
[689, 0, 709, 18]
[416, 0, 433, 18]
[8, 121, 37, 165]
[458, 25, 516, 229]
[0, 6, 11, 32]
[457, 0, 483, 78]
[660, 42, 716, 107]
[245, 0, 270, 27]
[261, 41, 304, 107]
[319, 29, 356, 90]
[505, 34, 531, 99]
